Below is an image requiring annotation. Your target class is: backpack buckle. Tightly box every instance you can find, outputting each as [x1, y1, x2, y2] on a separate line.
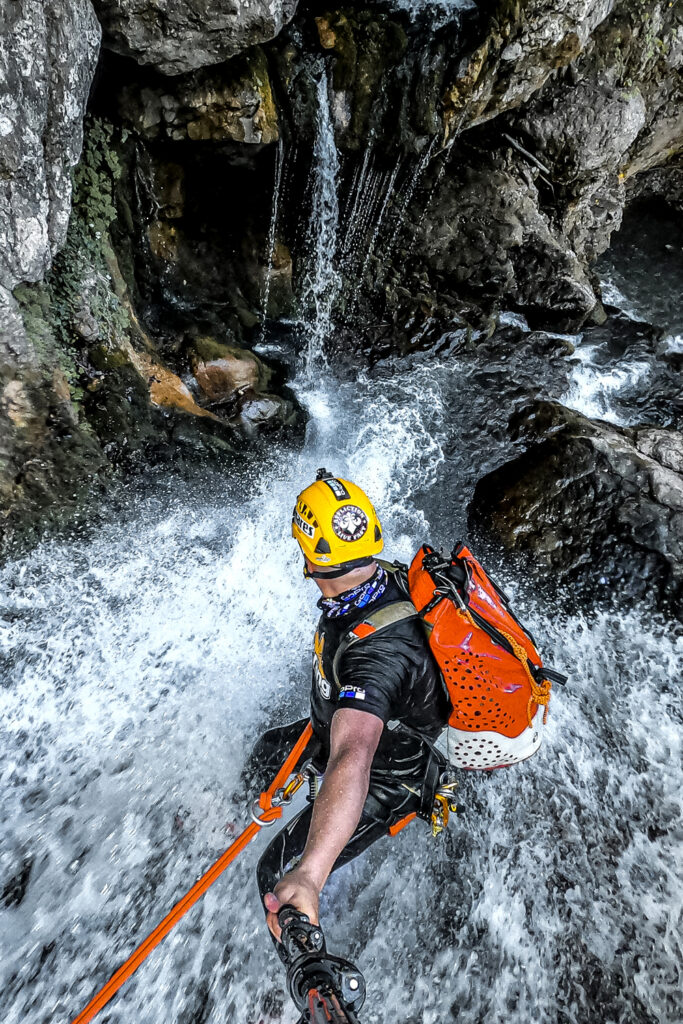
[422, 550, 450, 574]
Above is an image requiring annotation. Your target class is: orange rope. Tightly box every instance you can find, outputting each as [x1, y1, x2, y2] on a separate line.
[70, 721, 313, 1024]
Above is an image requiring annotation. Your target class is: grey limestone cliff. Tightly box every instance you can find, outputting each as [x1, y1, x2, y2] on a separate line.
[92, 0, 299, 75]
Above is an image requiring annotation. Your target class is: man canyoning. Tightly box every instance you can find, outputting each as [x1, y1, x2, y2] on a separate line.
[256, 469, 451, 950]
[253, 468, 562, 1021]
[69, 468, 561, 1024]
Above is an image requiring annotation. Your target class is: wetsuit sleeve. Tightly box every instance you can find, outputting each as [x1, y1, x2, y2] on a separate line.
[335, 632, 411, 723]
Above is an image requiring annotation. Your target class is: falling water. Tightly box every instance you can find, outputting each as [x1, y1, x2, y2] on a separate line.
[340, 154, 401, 289]
[357, 157, 403, 287]
[340, 148, 372, 258]
[259, 139, 285, 344]
[384, 135, 438, 255]
[388, 0, 477, 19]
[300, 70, 341, 371]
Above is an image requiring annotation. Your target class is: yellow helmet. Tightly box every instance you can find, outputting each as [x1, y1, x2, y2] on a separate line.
[292, 469, 383, 576]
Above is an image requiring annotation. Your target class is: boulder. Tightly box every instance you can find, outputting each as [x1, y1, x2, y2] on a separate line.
[132, 351, 220, 420]
[0, 0, 101, 289]
[414, 155, 597, 325]
[469, 401, 683, 618]
[92, 0, 299, 76]
[238, 390, 296, 434]
[186, 336, 296, 434]
[189, 337, 268, 403]
[443, 0, 616, 134]
[375, 0, 683, 332]
[508, 0, 683, 265]
[118, 49, 279, 143]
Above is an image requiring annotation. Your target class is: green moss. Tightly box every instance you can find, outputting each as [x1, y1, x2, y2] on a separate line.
[13, 281, 81, 391]
[248, 47, 279, 139]
[89, 344, 132, 372]
[50, 117, 132, 347]
[14, 117, 134, 415]
[192, 336, 239, 363]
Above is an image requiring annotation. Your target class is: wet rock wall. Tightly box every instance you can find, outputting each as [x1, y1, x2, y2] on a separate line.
[1, 0, 681, 577]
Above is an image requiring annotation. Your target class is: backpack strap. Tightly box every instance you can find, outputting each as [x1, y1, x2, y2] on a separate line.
[377, 558, 411, 598]
[331, 600, 418, 689]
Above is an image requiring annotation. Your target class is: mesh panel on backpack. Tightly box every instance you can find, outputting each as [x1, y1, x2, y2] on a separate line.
[408, 544, 555, 770]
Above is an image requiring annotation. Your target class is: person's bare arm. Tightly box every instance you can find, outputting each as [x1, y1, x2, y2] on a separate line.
[264, 707, 383, 940]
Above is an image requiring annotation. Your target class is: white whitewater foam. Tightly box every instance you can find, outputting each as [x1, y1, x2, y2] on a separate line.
[0, 357, 680, 1024]
[661, 333, 683, 355]
[498, 310, 531, 332]
[563, 343, 651, 426]
[600, 276, 642, 321]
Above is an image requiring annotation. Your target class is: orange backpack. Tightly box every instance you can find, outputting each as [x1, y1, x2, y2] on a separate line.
[406, 544, 566, 770]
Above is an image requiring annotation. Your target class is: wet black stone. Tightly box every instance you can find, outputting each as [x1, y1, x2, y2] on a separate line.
[1, 857, 34, 909]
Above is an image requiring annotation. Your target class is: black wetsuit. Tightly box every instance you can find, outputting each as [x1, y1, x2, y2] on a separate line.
[256, 569, 449, 901]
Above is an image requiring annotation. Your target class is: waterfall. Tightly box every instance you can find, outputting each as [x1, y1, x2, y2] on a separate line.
[384, 135, 437, 255]
[259, 138, 284, 344]
[357, 156, 403, 288]
[3, 347, 680, 1024]
[300, 69, 341, 372]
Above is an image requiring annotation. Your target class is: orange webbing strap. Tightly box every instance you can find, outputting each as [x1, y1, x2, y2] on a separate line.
[70, 721, 314, 1024]
[457, 607, 552, 727]
[388, 812, 417, 836]
[498, 628, 552, 726]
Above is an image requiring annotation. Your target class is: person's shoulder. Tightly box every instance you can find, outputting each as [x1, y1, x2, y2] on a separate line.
[354, 599, 424, 648]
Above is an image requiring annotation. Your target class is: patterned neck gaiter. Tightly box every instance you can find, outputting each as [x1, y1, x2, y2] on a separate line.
[318, 565, 388, 619]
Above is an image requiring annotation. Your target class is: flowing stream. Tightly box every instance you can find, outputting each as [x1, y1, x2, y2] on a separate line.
[2, 354, 681, 1024]
[1, 72, 682, 1024]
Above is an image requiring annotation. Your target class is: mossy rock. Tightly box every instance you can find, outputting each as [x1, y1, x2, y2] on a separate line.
[189, 337, 271, 402]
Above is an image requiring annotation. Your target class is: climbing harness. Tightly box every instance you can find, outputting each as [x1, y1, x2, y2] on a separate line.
[70, 722, 314, 1024]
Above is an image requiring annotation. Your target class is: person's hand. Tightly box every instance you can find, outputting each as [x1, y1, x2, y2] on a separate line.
[263, 866, 320, 942]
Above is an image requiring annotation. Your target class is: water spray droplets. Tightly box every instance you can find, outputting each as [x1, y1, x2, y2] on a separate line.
[297, 71, 441, 360]
[259, 138, 284, 345]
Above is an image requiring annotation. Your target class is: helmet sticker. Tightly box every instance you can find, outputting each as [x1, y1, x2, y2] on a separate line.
[332, 505, 368, 542]
[324, 478, 351, 501]
[293, 509, 315, 538]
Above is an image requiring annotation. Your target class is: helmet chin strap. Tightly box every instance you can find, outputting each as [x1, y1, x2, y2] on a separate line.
[304, 556, 374, 580]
